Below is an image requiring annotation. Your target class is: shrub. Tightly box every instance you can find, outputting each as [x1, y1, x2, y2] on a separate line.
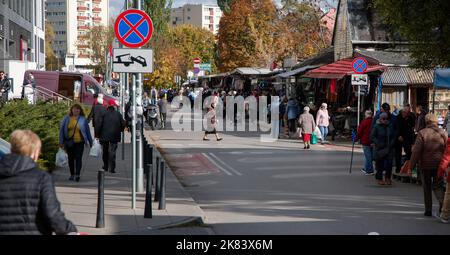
[0, 100, 71, 171]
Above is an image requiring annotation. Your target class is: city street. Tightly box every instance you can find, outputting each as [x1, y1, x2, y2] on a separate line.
[145, 110, 450, 235]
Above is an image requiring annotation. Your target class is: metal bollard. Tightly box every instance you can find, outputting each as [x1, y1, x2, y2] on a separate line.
[96, 170, 105, 228]
[144, 165, 153, 218]
[154, 156, 160, 202]
[158, 160, 166, 210]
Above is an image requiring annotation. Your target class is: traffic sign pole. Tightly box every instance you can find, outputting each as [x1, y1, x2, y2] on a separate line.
[136, 0, 144, 194]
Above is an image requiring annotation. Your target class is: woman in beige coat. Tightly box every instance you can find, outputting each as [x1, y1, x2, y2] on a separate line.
[298, 106, 316, 149]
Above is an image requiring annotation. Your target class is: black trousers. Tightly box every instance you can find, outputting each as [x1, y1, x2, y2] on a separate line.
[375, 156, 393, 180]
[67, 142, 84, 177]
[394, 141, 412, 173]
[289, 119, 296, 133]
[101, 142, 118, 172]
[420, 168, 445, 213]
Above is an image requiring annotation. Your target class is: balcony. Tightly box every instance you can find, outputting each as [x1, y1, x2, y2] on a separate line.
[77, 44, 89, 49]
[93, 17, 102, 22]
[92, 0, 101, 3]
[77, 6, 88, 11]
[92, 7, 101, 12]
[77, 26, 89, 30]
[77, 16, 88, 20]
[78, 54, 89, 58]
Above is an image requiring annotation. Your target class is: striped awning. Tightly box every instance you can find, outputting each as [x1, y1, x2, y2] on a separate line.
[404, 68, 434, 85]
[303, 58, 386, 79]
[381, 67, 408, 86]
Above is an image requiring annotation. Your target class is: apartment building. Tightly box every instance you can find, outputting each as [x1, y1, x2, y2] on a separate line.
[0, 0, 46, 98]
[171, 4, 222, 35]
[46, 0, 109, 71]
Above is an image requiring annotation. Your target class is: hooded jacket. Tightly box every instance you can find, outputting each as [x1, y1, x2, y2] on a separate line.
[0, 154, 77, 235]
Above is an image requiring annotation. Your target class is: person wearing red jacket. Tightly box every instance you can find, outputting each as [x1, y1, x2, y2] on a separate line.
[358, 110, 374, 175]
[438, 139, 450, 223]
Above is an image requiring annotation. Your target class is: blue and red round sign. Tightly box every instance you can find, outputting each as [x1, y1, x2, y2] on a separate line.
[352, 57, 368, 74]
[114, 9, 153, 48]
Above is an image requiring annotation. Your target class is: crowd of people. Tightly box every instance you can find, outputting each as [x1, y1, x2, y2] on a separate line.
[356, 102, 450, 223]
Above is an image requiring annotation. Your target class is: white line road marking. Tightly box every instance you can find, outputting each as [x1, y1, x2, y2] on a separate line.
[201, 153, 233, 176]
[209, 153, 243, 176]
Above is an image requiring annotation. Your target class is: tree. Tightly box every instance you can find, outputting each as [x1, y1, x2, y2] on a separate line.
[217, 0, 234, 13]
[78, 25, 114, 74]
[45, 21, 58, 70]
[144, 25, 216, 89]
[373, 0, 450, 68]
[275, 1, 331, 62]
[217, 0, 278, 72]
[143, 0, 173, 38]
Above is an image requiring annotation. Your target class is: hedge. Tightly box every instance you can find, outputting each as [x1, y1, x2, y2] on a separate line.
[0, 100, 91, 171]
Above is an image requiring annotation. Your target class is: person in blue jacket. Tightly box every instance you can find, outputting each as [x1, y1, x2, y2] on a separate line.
[286, 97, 299, 136]
[59, 104, 93, 182]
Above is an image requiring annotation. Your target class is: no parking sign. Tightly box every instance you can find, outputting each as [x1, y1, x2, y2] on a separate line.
[114, 9, 153, 48]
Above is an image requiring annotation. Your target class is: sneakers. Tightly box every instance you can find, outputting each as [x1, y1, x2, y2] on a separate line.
[110, 170, 116, 174]
[75, 176, 80, 182]
[424, 211, 432, 217]
[69, 175, 75, 181]
[439, 216, 450, 223]
[361, 169, 374, 175]
[217, 138, 223, 141]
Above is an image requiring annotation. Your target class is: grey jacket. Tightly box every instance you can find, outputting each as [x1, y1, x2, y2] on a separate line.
[298, 112, 315, 134]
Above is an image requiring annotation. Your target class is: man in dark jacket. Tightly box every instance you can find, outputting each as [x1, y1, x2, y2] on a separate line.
[97, 99, 125, 173]
[415, 104, 427, 133]
[87, 93, 107, 138]
[395, 104, 416, 173]
[0, 130, 76, 235]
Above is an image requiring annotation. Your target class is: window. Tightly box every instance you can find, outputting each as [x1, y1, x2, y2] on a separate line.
[205, 16, 209, 20]
[187, 8, 190, 11]
[85, 81, 99, 95]
[39, 38, 44, 53]
[187, 16, 190, 20]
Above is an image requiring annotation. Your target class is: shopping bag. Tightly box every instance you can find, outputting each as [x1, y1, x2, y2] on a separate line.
[55, 148, 68, 168]
[311, 133, 318, 144]
[314, 126, 322, 140]
[89, 139, 102, 157]
[400, 160, 411, 175]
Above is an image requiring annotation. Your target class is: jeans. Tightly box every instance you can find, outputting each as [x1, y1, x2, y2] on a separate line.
[319, 126, 328, 141]
[362, 146, 374, 172]
[67, 142, 85, 177]
[101, 142, 118, 172]
[420, 168, 445, 214]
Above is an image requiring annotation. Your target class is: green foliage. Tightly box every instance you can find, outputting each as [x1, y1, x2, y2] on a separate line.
[144, 0, 173, 38]
[373, 0, 450, 68]
[218, 0, 234, 13]
[0, 100, 70, 171]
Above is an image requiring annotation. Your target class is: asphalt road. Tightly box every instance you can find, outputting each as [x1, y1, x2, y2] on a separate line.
[145, 109, 450, 235]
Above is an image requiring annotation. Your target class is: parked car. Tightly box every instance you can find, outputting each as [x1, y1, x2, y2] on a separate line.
[0, 137, 11, 160]
[23, 70, 119, 106]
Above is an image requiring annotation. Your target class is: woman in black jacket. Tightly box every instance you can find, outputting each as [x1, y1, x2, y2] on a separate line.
[0, 130, 77, 235]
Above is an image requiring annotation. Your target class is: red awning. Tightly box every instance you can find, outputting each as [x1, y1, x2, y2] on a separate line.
[303, 58, 386, 79]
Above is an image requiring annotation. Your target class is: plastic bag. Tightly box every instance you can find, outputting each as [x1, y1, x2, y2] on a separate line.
[314, 126, 322, 140]
[296, 127, 302, 138]
[55, 148, 68, 168]
[89, 139, 102, 157]
[311, 133, 318, 144]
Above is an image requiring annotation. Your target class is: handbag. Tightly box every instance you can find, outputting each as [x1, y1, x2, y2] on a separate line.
[65, 117, 79, 149]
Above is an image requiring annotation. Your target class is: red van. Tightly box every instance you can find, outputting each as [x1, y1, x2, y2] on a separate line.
[23, 70, 118, 106]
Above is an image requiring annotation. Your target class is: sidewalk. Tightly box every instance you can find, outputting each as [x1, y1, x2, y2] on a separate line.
[52, 136, 206, 235]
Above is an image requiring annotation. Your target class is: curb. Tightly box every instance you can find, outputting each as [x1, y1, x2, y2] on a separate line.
[144, 132, 208, 228]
